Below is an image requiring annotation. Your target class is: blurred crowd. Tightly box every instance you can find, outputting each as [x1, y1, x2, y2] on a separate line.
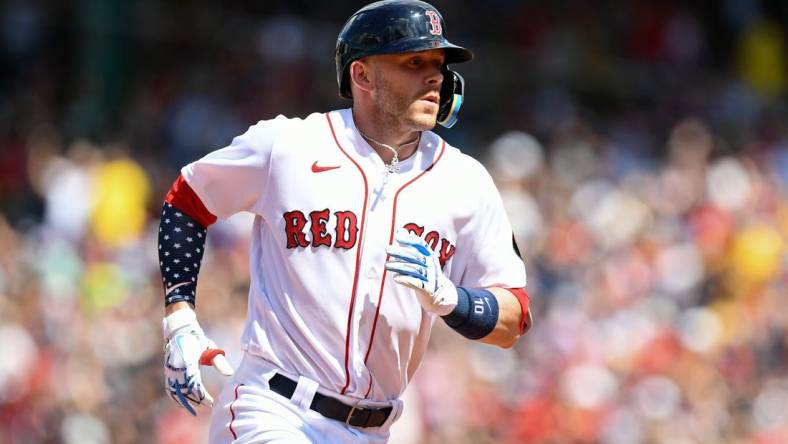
[1, 1, 788, 443]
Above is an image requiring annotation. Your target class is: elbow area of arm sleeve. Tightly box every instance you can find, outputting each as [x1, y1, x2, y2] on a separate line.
[164, 174, 217, 228]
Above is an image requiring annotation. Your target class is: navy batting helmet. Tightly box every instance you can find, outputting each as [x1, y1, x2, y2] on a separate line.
[335, 0, 474, 128]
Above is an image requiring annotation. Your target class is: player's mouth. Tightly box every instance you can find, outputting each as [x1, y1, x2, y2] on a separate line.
[419, 93, 440, 104]
[417, 93, 440, 109]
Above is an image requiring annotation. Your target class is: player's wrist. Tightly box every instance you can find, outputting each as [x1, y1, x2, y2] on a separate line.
[441, 287, 499, 340]
[163, 306, 199, 340]
[431, 279, 458, 316]
[165, 300, 193, 316]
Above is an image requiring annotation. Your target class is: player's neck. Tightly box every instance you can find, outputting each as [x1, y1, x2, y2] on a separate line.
[352, 107, 420, 165]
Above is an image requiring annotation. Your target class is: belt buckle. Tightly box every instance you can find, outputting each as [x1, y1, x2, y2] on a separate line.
[345, 405, 358, 425]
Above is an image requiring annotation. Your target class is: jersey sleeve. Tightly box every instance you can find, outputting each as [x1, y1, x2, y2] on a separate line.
[457, 160, 527, 289]
[164, 175, 217, 227]
[180, 116, 288, 219]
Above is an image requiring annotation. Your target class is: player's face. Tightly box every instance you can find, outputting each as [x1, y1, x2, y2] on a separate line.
[368, 49, 445, 131]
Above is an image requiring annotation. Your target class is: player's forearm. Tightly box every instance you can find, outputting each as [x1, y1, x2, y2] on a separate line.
[159, 175, 218, 310]
[475, 287, 529, 348]
[158, 202, 208, 307]
[439, 285, 531, 349]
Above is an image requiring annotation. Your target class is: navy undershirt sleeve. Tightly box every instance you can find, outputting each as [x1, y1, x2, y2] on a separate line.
[158, 202, 208, 306]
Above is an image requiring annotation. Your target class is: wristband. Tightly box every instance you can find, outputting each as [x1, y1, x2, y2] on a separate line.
[441, 287, 499, 340]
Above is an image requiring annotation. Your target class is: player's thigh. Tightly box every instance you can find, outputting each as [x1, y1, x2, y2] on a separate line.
[208, 383, 313, 444]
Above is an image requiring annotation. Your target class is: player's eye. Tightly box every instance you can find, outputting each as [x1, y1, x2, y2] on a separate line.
[408, 57, 422, 67]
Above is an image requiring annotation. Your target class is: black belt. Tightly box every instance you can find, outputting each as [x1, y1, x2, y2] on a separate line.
[268, 373, 392, 428]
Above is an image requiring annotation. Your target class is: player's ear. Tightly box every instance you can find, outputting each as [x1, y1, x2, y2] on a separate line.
[349, 59, 374, 95]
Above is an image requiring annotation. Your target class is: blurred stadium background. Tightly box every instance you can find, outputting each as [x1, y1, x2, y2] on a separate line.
[1, 0, 788, 443]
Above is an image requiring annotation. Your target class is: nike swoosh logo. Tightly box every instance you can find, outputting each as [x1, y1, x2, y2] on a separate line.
[311, 161, 340, 173]
[166, 281, 192, 295]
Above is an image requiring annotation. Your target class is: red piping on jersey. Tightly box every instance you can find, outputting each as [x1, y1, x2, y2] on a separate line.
[326, 113, 369, 395]
[165, 174, 218, 227]
[228, 383, 244, 440]
[363, 140, 446, 398]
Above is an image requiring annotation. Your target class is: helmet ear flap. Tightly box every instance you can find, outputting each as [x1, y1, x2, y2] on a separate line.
[437, 67, 465, 128]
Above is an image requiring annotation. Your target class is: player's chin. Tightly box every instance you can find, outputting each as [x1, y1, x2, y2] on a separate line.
[408, 105, 438, 130]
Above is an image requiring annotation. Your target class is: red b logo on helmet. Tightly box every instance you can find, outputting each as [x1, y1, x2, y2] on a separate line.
[425, 10, 442, 36]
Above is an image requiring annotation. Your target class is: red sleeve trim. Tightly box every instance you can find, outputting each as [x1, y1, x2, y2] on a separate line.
[504, 287, 531, 335]
[164, 174, 217, 227]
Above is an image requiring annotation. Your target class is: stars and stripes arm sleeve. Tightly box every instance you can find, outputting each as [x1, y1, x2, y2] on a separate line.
[159, 175, 217, 307]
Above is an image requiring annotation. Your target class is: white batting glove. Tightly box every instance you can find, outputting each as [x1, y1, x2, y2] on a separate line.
[385, 229, 458, 316]
[163, 308, 234, 416]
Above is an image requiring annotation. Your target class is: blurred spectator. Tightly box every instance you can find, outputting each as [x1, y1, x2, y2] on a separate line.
[88, 147, 151, 248]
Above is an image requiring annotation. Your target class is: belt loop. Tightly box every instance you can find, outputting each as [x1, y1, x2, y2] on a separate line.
[380, 398, 403, 429]
[344, 404, 358, 425]
[291, 376, 319, 411]
[269, 373, 393, 428]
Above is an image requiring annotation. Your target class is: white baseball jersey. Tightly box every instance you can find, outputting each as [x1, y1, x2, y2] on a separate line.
[182, 108, 526, 402]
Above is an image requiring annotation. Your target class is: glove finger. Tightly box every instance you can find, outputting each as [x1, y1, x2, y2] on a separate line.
[212, 353, 235, 376]
[186, 374, 214, 408]
[385, 261, 428, 281]
[200, 339, 234, 375]
[184, 390, 203, 405]
[393, 274, 427, 292]
[199, 348, 235, 376]
[169, 389, 181, 406]
[394, 230, 432, 255]
[174, 380, 197, 416]
[199, 348, 224, 366]
[201, 387, 215, 407]
[385, 245, 426, 265]
[169, 387, 194, 412]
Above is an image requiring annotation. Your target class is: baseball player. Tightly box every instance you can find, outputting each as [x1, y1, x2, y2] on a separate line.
[159, 1, 532, 443]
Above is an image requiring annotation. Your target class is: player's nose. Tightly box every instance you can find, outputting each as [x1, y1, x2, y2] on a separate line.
[425, 64, 443, 85]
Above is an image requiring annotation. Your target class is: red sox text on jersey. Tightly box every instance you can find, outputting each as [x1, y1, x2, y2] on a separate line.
[283, 210, 456, 267]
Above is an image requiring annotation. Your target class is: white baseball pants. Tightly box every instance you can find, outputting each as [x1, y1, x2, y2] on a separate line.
[208, 353, 403, 443]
